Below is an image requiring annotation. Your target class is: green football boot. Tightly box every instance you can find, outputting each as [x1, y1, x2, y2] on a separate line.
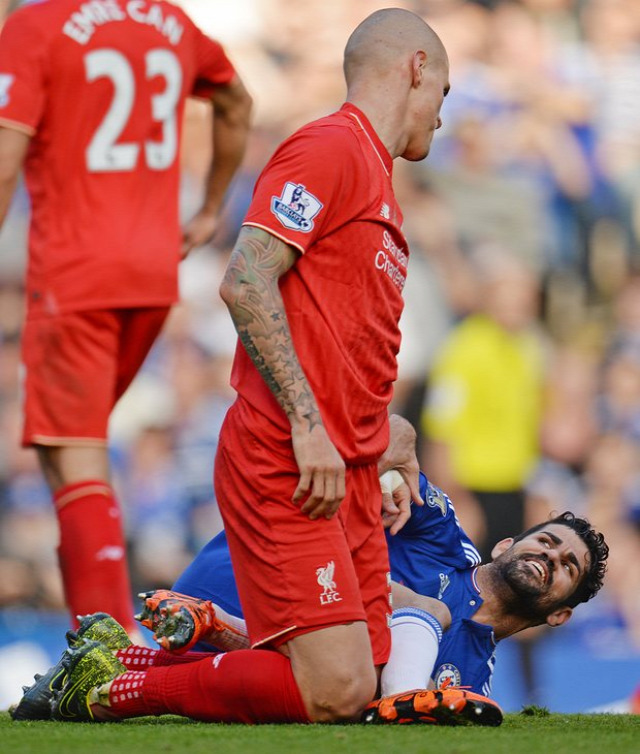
[51, 639, 127, 722]
[11, 613, 131, 721]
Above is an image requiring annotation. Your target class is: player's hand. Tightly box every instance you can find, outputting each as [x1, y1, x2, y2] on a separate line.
[291, 422, 346, 521]
[181, 209, 218, 258]
[380, 470, 412, 535]
[377, 414, 423, 512]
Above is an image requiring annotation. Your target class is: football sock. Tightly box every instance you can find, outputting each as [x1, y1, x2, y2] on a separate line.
[99, 649, 310, 722]
[381, 607, 443, 696]
[116, 645, 220, 669]
[54, 480, 135, 632]
[116, 645, 158, 670]
[206, 603, 250, 650]
[152, 648, 221, 665]
[210, 603, 246, 635]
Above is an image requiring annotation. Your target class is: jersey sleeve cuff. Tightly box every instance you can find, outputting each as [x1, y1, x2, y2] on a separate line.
[0, 116, 36, 136]
[241, 222, 307, 256]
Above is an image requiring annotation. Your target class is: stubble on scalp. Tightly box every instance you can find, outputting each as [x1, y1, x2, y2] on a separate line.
[343, 8, 447, 87]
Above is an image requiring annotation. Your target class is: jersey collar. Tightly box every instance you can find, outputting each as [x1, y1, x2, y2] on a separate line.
[340, 102, 393, 177]
[471, 567, 482, 595]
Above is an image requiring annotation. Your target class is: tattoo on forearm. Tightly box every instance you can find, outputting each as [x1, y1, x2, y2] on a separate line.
[223, 228, 322, 428]
[237, 327, 281, 397]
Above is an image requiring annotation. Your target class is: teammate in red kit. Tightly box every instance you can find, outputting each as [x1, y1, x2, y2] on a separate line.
[23, 7, 450, 726]
[0, 0, 252, 636]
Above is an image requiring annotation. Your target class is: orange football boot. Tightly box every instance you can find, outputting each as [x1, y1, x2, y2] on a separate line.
[361, 686, 503, 726]
[136, 589, 245, 652]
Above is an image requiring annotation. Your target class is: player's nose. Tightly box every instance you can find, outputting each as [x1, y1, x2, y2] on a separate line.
[544, 548, 560, 574]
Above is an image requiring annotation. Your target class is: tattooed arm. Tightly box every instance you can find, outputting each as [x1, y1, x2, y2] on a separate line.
[219, 225, 346, 520]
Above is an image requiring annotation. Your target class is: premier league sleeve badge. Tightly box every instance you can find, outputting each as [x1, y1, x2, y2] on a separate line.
[271, 182, 324, 233]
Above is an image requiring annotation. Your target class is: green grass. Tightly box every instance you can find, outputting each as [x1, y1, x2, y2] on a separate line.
[2, 711, 639, 754]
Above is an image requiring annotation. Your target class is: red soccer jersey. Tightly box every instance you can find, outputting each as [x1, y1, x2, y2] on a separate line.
[235, 103, 408, 463]
[0, 0, 236, 317]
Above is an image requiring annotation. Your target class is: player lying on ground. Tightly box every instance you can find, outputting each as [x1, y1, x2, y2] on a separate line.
[139, 472, 608, 700]
[11, 472, 607, 725]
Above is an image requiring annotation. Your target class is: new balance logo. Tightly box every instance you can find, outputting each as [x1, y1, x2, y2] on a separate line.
[380, 203, 390, 219]
[316, 561, 342, 605]
[212, 653, 226, 669]
[95, 546, 124, 562]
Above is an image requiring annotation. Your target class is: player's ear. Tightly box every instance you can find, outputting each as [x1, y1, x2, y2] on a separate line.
[546, 607, 573, 628]
[490, 538, 514, 560]
[412, 50, 427, 87]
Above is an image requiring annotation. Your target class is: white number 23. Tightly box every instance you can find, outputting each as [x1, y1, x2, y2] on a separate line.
[84, 48, 182, 172]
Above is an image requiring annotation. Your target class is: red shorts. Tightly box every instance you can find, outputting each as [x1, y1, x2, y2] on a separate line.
[21, 307, 170, 446]
[214, 400, 392, 665]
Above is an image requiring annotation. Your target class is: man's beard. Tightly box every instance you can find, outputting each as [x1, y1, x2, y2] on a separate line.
[493, 551, 560, 621]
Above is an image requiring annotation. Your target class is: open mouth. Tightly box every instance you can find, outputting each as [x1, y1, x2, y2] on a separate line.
[524, 558, 548, 585]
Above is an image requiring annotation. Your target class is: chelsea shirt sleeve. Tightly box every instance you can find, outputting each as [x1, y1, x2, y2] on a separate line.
[391, 473, 482, 569]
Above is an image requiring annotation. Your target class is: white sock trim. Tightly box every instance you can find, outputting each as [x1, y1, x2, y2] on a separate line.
[391, 607, 443, 641]
[381, 608, 443, 697]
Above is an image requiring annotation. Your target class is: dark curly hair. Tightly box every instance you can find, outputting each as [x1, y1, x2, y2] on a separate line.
[512, 512, 608, 609]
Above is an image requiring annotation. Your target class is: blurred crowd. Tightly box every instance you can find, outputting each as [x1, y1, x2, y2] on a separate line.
[1, 0, 640, 663]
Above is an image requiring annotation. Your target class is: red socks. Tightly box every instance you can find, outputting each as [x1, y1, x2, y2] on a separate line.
[116, 645, 158, 670]
[116, 645, 216, 669]
[54, 480, 135, 632]
[104, 649, 310, 723]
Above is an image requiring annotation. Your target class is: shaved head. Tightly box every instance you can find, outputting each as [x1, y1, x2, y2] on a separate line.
[344, 8, 447, 86]
[342, 7, 449, 161]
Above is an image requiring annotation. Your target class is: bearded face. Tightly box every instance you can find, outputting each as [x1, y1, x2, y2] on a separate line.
[487, 524, 590, 626]
[493, 547, 564, 621]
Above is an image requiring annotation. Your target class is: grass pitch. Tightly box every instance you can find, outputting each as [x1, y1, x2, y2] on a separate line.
[2, 710, 639, 754]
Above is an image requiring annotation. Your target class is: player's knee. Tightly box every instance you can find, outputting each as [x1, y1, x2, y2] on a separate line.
[304, 666, 377, 723]
[396, 590, 452, 633]
[287, 621, 377, 722]
[422, 596, 451, 632]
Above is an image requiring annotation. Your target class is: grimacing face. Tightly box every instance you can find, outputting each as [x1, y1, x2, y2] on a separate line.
[492, 524, 591, 620]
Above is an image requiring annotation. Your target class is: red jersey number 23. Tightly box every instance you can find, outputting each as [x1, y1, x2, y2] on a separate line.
[85, 48, 181, 173]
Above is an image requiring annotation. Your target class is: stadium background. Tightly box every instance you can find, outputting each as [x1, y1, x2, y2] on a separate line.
[0, 0, 639, 713]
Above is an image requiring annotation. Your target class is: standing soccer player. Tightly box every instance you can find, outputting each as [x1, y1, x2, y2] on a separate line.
[0, 0, 252, 637]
